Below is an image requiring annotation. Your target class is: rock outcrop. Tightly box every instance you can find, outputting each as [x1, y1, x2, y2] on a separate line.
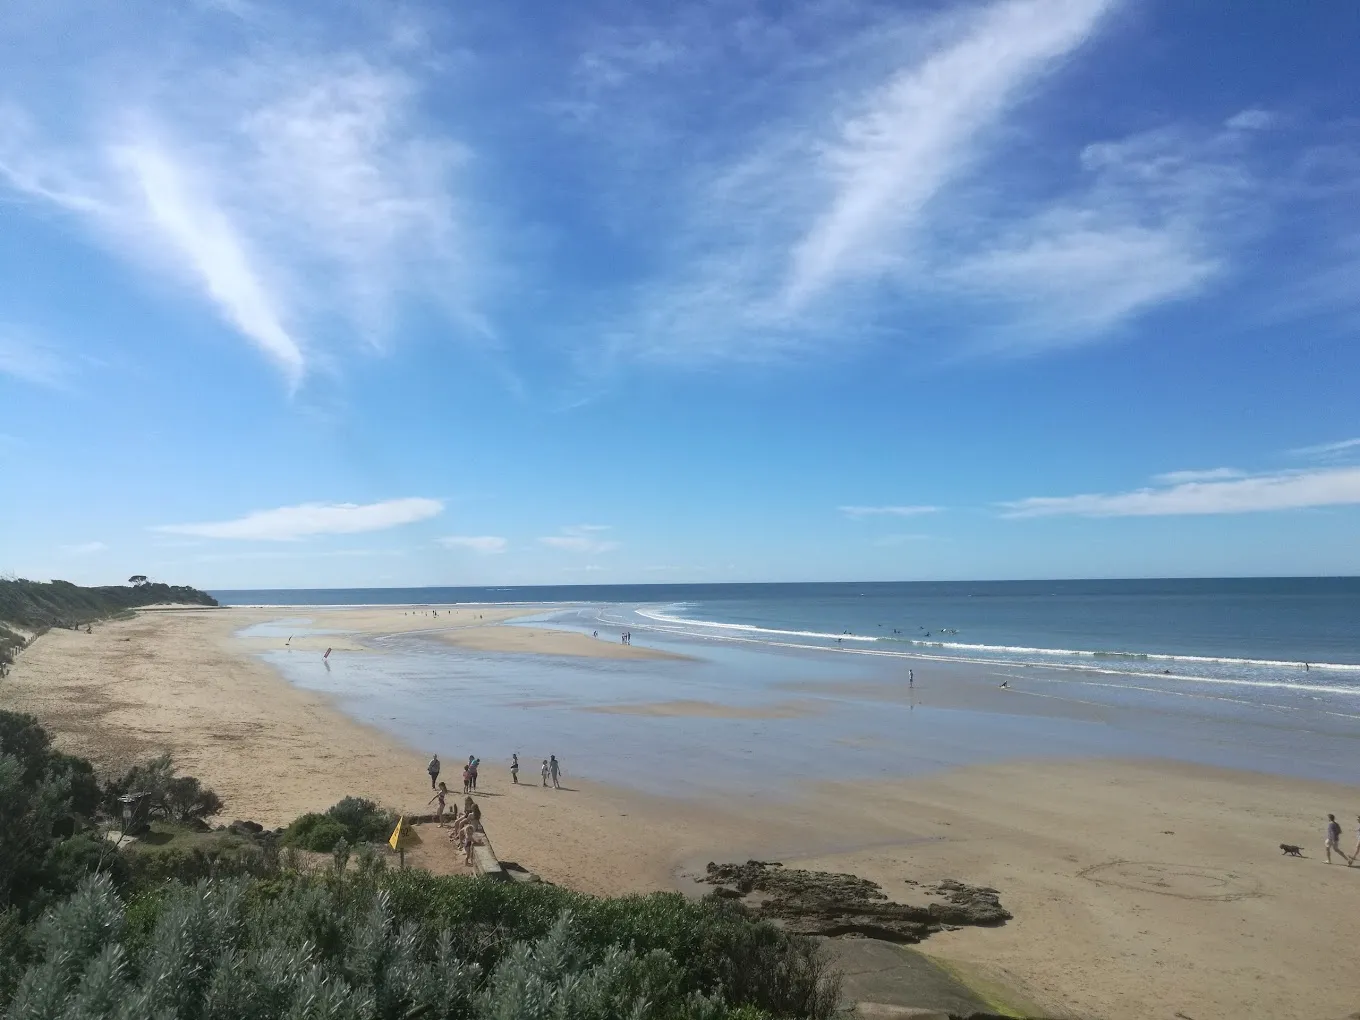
[699, 861, 1011, 944]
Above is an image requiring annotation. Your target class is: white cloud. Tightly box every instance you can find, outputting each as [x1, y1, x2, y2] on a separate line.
[438, 535, 507, 554]
[781, 0, 1114, 310]
[59, 541, 107, 555]
[1225, 108, 1274, 132]
[1151, 468, 1246, 484]
[1001, 467, 1360, 518]
[538, 525, 620, 554]
[0, 327, 66, 387]
[114, 141, 304, 380]
[0, 19, 483, 384]
[839, 505, 941, 519]
[940, 125, 1250, 350]
[156, 497, 443, 540]
[1290, 438, 1360, 459]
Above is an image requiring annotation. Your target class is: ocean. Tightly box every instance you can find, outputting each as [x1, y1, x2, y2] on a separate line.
[218, 579, 1360, 791]
[215, 578, 1360, 690]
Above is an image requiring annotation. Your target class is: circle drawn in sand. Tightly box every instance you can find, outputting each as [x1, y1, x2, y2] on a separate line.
[1078, 860, 1260, 901]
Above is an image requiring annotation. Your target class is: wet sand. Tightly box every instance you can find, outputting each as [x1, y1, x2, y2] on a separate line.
[3, 606, 1359, 1020]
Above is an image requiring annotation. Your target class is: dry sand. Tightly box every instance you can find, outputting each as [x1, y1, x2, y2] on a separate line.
[4, 606, 1359, 1020]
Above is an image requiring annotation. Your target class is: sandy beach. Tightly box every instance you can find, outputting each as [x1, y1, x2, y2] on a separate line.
[4, 606, 1359, 1020]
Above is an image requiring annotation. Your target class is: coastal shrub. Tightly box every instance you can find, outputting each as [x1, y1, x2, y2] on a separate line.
[282, 812, 350, 852]
[102, 753, 224, 827]
[326, 795, 399, 843]
[125, 842, 271, 887]
[3, 872, 834, 1020]
[283, 797, 398, 852]
[0, 711, 127, 920]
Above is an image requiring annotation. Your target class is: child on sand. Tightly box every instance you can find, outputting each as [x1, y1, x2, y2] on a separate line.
[462, 763, 472, 795]
[541, 759, 550, 787]
[428, 782, 449, 825]
[510, 753, 519, 784]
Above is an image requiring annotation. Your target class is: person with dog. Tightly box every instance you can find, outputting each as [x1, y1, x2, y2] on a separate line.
[1324, 813, 1349, 863]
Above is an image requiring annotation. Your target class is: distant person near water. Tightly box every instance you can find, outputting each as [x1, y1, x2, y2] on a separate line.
[540, 759, 550, 787]
[427, 754, 440, 790]
[549, 755, 561, 789]
[908, 669, 913, 688]
[510, 753, 520, 784]
[1324, 814, 1349, 863]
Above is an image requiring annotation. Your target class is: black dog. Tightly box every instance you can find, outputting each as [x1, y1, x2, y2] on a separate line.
[1280, 843, 1304, 857]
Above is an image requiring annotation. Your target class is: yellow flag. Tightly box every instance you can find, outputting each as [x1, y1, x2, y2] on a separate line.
[388, 816, 422, 850]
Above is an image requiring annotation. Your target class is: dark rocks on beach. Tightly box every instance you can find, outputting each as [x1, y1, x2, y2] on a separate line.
[700, 860, 1011, 944]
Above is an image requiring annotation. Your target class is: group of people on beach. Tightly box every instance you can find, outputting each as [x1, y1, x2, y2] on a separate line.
[424, 750, 563, 868]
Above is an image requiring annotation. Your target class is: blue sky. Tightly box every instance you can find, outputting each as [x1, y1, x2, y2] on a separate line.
[2, 0, 1358, 588]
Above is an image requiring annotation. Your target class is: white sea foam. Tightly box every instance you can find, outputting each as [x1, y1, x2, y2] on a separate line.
[633, 605, 1360, 696]
[635, 606, 1360, 673]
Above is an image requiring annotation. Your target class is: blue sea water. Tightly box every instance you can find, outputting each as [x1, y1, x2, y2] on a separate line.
[216, 578, 1360, 686]
[220, 579, 1360, 791]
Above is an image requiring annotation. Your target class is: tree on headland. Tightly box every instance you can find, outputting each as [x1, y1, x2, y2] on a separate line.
[128, 575, 148, 585]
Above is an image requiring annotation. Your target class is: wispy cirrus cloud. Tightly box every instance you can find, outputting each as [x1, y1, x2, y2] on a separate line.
[156, 497, 443, 540]
[0, 9, 483, 386]
[1290, 437, 1360, 460]
[839, 505, 941, 519]
[438, 535, 507, 554]
[1001, 466, 1360, 518]
[1151, 468, 1247, 485]
[538, 524, 619, 554]
[59, 541, 107, 555]
[0, 326, 67, 387]
[585, 0, 1273, 366]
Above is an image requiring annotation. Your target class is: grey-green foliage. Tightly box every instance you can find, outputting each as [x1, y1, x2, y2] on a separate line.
[3, 876, 756, 1020]
[479, 915, 724, 1020]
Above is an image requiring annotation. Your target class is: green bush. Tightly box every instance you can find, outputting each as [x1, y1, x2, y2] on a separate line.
[126, 842, 270, 887]
[102, 754, 225, 827]
[0, 712, 126, 920]
[1, 872, 838, 1020]
[282, 798, 397, 852]
[325, 796, 398, 843]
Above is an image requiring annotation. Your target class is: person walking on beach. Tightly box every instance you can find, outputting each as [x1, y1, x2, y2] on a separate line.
[1351, 815, 1360, 867]
[1324, 813, 1348, 863]
[541, 758, 550, 787]
[470, 757, 480, 791]
[510, 753, 520, 784]
[549, 754, 561, 789]
[908, 669, 913, 688]
[428, 782, 450, 825]
[428, 754, 441, 790]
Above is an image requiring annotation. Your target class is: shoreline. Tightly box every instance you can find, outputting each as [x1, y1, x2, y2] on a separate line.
[2, 606, 1358, 1019]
